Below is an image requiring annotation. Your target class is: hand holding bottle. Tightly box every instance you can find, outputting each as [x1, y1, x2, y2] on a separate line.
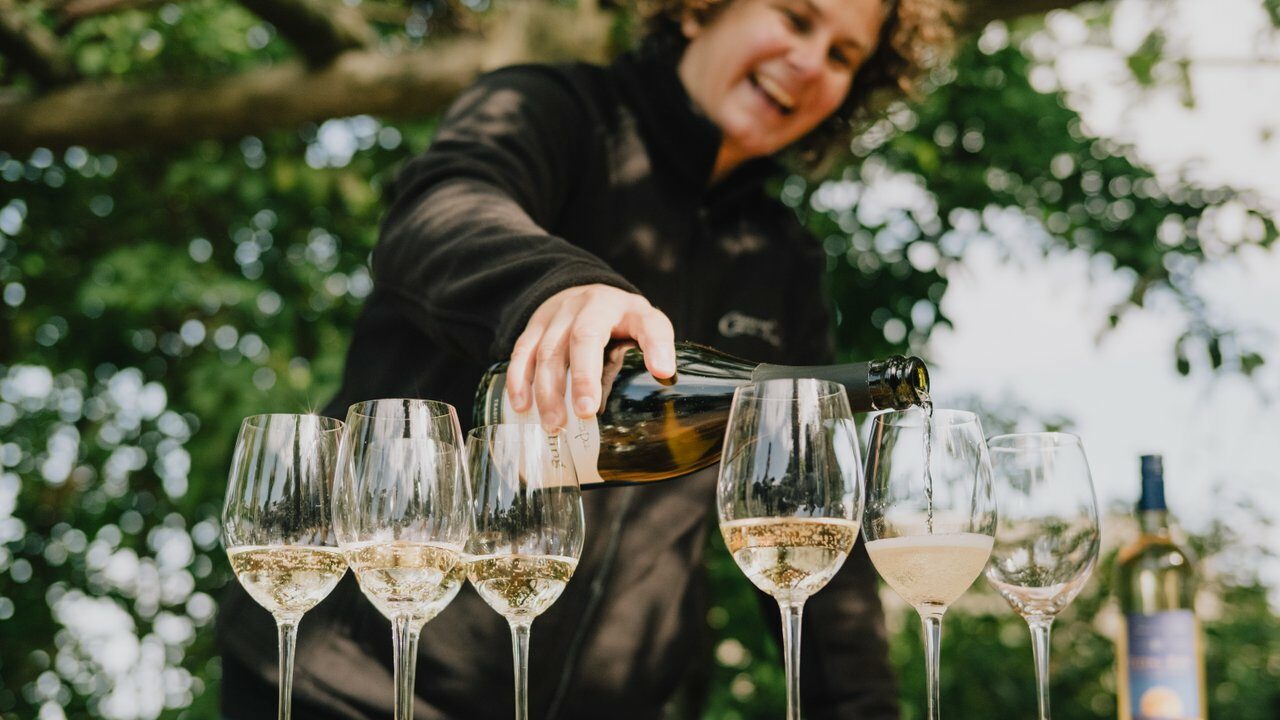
[505, 283, 676, 428]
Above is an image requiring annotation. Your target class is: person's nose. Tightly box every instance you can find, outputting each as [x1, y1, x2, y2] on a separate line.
[787, 35, 828, 81]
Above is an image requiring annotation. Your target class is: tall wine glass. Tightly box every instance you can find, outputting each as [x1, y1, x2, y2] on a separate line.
[222, 413, 347, 720]
[717, 379, 863, 720]
[863, 408, 997, 720]
[466, 424, 585, 720]
[333, 399, 470, 720]
[984, 432, 1100, 720]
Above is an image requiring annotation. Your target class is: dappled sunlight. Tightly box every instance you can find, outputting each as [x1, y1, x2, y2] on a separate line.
[0, 1, 1277, 718]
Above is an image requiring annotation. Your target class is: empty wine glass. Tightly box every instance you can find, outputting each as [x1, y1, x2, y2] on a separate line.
[466, 424, 585, 720]
[333, 399, 471, 720]
[863, 408, 997, 720]
[984, 432, 1100, 720]
[222, 413, 347, 720]
[717, 379, 863, 720]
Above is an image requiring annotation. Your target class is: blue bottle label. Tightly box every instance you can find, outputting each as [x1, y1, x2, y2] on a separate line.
[1126, 610, 1204, 719]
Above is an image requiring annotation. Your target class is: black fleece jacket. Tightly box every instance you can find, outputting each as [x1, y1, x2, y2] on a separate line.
[217, 47, 899, 720]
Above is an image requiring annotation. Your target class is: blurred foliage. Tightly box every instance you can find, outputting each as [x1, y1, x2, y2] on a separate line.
[791, 25, 1278, 372]
[1, 1, 1279, 720]
[0, 107, 437, 718]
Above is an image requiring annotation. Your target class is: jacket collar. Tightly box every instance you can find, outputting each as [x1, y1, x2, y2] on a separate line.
[610, 48, 783, 200]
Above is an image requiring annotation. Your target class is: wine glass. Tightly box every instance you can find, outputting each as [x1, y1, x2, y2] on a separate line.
[333, 399, 471, 720]
[716, 379, 863, 720]
[984, 432, 1100, 720]
[863, 408, 997, 720]
[222, 413, 347, 720]
[465, 424, 585, 720]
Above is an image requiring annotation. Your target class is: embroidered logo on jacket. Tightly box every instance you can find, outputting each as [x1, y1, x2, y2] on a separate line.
[718, 311, 782, 348]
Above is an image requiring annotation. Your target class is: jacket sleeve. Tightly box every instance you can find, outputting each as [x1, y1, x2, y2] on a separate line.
[757, 225, 902, 719]
[371, 65, 639, 362]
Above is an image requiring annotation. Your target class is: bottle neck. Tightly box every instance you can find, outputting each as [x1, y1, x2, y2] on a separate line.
[1138, 509, 1171, 536]
[867, 355, 930, 410]
[751, 355, 929, 412]
[752, 360, 873, 408]
[1137, 457, 1168, 535]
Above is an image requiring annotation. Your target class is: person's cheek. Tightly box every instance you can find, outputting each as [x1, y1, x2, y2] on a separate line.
[820, 81, 848, 123]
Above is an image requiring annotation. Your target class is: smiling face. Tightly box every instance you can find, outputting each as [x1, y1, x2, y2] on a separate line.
[677, 0, 887, 181]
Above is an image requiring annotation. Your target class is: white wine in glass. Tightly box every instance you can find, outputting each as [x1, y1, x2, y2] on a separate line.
[333, 399, 471, 720]
[720, 517, 860, 604]
[222, 413, 347, 720]
[466, 423, 585, 720]
[863, 533, 994, 611]
[226, 545, 347, 618]
[717, 378, 863, 720]
[467, 554, 579, 619]
[343, 539, 467, 625]
[984, 432, 1100, 720]
[863, 408, 997, 720]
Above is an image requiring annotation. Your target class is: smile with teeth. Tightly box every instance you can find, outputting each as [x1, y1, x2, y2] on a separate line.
[750, 73, 796, 115]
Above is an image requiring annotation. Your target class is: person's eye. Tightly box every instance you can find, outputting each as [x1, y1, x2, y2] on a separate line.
[778, 6, 809, 31]
[829, 47, 852, 68]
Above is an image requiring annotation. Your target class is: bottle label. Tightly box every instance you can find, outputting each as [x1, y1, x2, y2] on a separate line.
[499, 380, 603, 486]
[1124, 610, 1204, 720]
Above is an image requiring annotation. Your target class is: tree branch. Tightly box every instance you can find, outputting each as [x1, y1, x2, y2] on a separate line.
[359, 1, 414, 26]
[0, 3, 612, 154]
[236, 0, 377, 67]
[0, 0, 77, 86]
[0, 0, 1089, 153]
[55, 0, 169, 31]
[54, 0, 411, 32]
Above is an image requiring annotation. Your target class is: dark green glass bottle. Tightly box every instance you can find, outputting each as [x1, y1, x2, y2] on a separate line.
[475, 341, 929, 486]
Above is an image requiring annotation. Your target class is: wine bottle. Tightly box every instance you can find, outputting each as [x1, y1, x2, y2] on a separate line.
[1115, 455, 1208, 720]
[474, 341, 929, 486]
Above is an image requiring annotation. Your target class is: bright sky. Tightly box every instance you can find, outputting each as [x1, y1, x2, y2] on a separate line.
[929, 0, 1280, 596]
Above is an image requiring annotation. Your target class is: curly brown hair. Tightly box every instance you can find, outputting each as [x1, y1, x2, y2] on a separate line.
[638, 0, 957, 168]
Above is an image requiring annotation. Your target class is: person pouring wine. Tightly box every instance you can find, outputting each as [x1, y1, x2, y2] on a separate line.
[217, 0, 955, 718]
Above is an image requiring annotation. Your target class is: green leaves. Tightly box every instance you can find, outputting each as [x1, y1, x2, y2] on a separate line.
[1126, 29, 1167, 88]
[0, 105, 429, 717]
[808, 34, 1276, 378]
[2, 2, 1278, 719]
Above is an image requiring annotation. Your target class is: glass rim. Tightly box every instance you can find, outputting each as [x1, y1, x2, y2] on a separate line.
[467, 422, 567, 439]
[871, 407, 980, 428]
[732, 377, 848, 402]
[224, 539, 341, 550]
[987, 431, 1083, 451]
[239, 412, 344, 433]
[344, 397, 457, 420]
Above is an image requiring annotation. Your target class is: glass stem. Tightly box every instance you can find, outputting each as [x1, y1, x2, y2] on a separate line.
[275, 617, 299, 720]
[392, 616, 422, 720]
[920, 610, 944, 720]
[511, 620, 533, 720]
[1027, 615, 1055, 720]
[779, 601, 805, 720]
